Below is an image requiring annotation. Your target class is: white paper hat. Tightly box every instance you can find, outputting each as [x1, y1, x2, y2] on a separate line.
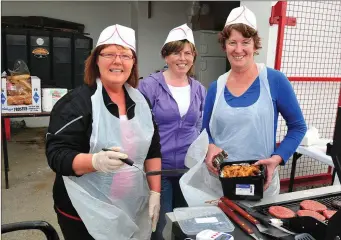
[163, 24, 195, 47]
[96, 24, 136, 52]
[225, 6, 257, 30]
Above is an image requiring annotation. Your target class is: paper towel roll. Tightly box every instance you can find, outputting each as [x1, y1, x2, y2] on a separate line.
[42, 88, 68, 112]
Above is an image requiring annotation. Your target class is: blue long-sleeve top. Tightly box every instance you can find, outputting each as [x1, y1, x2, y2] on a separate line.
[202, 68, 307, 164]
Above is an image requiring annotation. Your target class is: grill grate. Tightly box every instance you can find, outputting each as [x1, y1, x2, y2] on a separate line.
[253, 193, 341, 224]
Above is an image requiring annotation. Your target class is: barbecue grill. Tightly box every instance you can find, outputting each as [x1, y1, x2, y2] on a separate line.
[253, 192, 341, 221]
[251, 192, 341, 240]
[246, 96, 341, 240]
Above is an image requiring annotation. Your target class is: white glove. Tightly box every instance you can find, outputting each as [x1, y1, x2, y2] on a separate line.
[149, 190, 161, 232]
[92, 147, 128, 173]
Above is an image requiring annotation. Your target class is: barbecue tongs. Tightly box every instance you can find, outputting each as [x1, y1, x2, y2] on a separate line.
[235, 201, 319, 240]
[218, 197, 267, 240]
[218, 197, 298, 240]
[102, 148, 188, 176]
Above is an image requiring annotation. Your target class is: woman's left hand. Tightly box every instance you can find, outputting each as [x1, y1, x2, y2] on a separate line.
[254, 155, 282, 190]
[149, 191, 161, 232]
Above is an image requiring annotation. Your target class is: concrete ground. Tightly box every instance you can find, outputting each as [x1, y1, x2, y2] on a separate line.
[1, 127, 63, 240]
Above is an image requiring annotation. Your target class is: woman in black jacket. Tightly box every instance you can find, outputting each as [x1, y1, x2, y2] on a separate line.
[46, 24, 161, 240]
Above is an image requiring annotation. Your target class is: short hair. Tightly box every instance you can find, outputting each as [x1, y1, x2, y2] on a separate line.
[218, 23, 262, 55]
[161, 40, 197, 77]
[84, 44, 139, 88]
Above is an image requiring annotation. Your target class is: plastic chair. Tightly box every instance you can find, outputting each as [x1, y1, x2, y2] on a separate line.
[1, 221, 60, 240]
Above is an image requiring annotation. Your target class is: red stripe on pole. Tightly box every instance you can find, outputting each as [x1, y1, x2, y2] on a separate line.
[273, 1, 287, 70]
[5, 118, 11, 140]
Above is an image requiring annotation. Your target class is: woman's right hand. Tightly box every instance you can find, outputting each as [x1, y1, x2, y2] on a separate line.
[205, 143, 223, 175]
[92, 147, 128, 173]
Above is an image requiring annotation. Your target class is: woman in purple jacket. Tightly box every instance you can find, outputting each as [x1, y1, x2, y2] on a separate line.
[139, 24, 206, 239]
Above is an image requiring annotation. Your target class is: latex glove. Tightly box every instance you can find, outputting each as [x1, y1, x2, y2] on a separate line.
[254, 155, 282, 190]
[149, 190, 161, 232]
[92, 147, 128, 173]
[205, 143, 223, 175]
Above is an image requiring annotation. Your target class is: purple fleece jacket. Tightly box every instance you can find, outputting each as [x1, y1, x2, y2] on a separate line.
[138, 71, 206, 170]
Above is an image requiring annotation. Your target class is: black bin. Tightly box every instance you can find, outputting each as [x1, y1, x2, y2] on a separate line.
[52, 31, 72, 89]
[29, 30, 52, 86]
[74, 34, 92, 88]
[3, 29, 28, 73]
[2, 27, 92, 90]
[219, 160, 266, 201]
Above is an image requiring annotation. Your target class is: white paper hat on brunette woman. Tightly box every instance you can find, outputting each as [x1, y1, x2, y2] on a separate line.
[163, 23, 195, 47]
[225, 6, 257, 30]
[96, 24, 136, 52]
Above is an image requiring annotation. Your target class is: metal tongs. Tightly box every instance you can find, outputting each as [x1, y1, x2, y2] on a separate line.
[233, 202, 296, 235]
[102, 148, 188, 176]
[234, 202, 318, 240]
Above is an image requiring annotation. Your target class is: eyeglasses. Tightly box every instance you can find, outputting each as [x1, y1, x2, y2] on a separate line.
[99, 53, 134, 61]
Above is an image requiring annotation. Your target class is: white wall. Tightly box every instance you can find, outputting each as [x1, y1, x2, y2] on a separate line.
[266, 1, 280, 68]
[2, 1, 132, 42]
[2, 1, 132, 127]
[2, 1, 189, 126]
[137, 1, 189, 78]
[0, 2, 174, 125]
[240, 1, 275, 67]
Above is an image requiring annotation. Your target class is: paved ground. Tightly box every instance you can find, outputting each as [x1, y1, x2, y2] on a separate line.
[1, 128, 63, 240]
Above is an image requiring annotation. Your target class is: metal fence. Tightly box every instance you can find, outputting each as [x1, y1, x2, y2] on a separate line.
[273, 1, 341, 184]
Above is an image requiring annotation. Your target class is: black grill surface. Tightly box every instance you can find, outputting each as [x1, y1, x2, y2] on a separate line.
[253, 192, 341, 223]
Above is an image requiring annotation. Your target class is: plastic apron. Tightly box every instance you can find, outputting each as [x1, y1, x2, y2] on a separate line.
[209, 63, 280, 197]
[63, 79, 154, 240]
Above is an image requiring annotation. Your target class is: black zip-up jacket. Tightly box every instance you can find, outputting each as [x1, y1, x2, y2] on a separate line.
[46, 83, 161, 218]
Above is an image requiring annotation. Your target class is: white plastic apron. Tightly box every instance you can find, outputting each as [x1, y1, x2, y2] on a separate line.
[63, 79, 154, 240]
[209, 63, 280, 197]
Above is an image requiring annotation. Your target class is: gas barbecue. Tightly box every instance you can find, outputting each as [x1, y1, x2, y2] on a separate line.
[249, 190, 341, 240]
[253, 192, 341, 222]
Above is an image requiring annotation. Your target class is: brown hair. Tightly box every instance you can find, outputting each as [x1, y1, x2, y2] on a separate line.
[218, 23, 262, 55]
[84, 44, 139, 88]
[161, 40, 197, 77]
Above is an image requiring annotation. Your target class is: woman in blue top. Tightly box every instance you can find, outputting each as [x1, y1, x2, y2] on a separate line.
[203, 6, 307, 196]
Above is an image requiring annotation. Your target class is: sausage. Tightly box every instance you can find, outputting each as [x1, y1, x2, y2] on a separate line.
[322, 210, 337, 220]
[297, 210, 326, 221]
[268, 206, 296, 219]
[300, 200, 327, 212]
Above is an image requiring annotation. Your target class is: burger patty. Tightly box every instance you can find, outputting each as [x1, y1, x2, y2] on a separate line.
[322, 210, 337, 220]
[268, 206, 296, 219]
[297, 210, 326, 221]
[300, 200, 327, 212]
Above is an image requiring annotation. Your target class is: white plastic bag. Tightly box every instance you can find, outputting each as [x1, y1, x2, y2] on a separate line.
[300, 126, 320, 146]
[180, 130, 223, 206]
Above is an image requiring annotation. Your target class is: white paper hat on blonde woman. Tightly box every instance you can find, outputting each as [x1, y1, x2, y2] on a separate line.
[163, 23, 195, 47]
[96, 24, 136, 52]
[225, 6, 257, 30]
